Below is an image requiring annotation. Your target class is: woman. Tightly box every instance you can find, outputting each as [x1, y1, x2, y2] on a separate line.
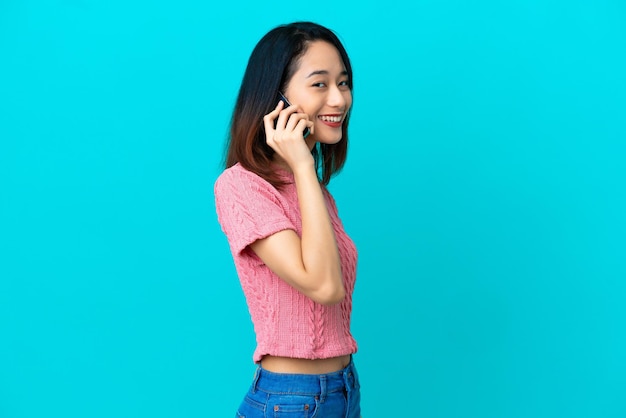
[214, 21, 361, 417]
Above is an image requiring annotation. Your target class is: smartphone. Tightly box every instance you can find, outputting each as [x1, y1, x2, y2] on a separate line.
[278, 91, 311, 139]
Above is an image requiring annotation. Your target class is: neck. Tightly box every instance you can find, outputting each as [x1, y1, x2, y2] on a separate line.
[271, 156, 292, 173]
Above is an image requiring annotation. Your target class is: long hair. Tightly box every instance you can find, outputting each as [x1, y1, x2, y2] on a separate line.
[224, 21, 353, 187]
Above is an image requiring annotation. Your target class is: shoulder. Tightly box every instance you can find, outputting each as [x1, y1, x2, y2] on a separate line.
[215, 163, 273, 194]
[214, 163, 285, 210]
[215, 163, 257, 186]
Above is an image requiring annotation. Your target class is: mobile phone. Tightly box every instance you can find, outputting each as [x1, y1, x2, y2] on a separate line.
[278, 91, 311, 139]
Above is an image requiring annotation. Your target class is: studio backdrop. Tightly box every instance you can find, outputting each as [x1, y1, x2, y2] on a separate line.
[1, 1, 625, 417]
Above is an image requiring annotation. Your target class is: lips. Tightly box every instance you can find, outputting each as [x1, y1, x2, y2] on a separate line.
[319, 115, 342, 122]
[318, 114, 344, 128]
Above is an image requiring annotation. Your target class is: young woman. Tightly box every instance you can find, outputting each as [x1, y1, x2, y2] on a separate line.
[214, 22, 361, 417]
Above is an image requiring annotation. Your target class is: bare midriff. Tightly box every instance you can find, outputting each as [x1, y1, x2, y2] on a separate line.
[260, 354, 351, 374]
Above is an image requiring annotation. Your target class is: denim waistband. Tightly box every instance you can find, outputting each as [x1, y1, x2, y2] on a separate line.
[251, 358, 359, 398]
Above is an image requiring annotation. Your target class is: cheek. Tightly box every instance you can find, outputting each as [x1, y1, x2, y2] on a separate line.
[306, 103, 323, 119]
[345, 93, 353, 110]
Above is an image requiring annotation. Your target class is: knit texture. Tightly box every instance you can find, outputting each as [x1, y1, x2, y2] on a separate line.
[214, 163, 358, 363]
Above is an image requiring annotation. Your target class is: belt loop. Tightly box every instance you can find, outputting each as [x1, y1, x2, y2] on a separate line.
[251, 366, 261, 394]
[348, 360, 359, 390]
[319, 375, 327, 403]
[344, 363, 354, 391]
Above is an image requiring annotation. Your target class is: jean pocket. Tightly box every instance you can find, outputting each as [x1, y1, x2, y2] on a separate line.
[235, 394, 265, 418]
[269, 394, 319, 418]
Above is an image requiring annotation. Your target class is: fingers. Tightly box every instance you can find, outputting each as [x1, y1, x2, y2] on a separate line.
[284, 111, 309, 133]
[262, 100, 285, 135]
[267, 101, 310, 139]
[277, 105, 306, 134]
[294, 118, 309, 136]
[306, 119, 314, 136]
[263, 102, 315, 170]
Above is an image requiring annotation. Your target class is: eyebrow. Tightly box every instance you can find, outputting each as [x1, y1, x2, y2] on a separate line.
[305, 70, 349, 78]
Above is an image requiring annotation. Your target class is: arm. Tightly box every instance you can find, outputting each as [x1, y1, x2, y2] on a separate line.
[251, 101, 344, 305]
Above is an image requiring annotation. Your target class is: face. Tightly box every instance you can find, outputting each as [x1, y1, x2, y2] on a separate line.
[283, 41, 352, 148]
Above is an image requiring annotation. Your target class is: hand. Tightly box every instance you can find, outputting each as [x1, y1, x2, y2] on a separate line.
[263, 100, 315, 171]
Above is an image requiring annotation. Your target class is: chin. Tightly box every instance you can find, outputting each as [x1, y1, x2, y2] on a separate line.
[316, 135, 343, 145]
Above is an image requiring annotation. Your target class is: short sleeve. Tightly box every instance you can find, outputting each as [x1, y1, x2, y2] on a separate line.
[214, 166, 296, 255]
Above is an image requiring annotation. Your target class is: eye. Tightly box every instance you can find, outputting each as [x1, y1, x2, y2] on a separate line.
[312, 82, 327, 88]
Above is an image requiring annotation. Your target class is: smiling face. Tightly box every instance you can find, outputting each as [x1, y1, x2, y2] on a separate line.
[283, 41, 352, 149]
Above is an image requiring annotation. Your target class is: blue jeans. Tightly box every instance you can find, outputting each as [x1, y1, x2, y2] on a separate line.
[235, 359, 361, 418]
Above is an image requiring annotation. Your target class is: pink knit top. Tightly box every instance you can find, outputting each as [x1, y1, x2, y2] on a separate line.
[214, 163, 358, 363]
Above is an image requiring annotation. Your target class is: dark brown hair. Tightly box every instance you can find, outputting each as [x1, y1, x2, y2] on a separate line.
[224, 22, 353, 187]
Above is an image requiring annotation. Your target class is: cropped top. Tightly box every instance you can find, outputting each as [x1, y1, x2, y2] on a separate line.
[214, 163, 358, 363]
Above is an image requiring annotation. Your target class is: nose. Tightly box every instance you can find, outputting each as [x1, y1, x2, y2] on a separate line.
[327, 85, 348, 109]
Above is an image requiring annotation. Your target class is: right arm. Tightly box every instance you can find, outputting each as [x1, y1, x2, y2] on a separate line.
[250, 101, 345, 305]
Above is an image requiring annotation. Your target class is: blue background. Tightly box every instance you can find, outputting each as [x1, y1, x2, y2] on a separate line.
[1, 1, 625, 417]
